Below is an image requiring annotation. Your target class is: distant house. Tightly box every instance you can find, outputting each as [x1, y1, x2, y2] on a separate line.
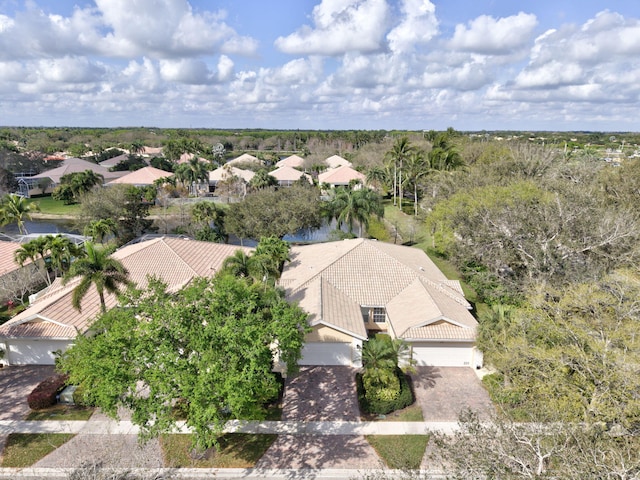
[268, 166, 312, 187]
[0, 237, 252, 365]
[106, 166, 174, 187]
[98, 153, 129, 169]
[324, 155, 352, 169]
[209, 165, 255, 192]
[30, 158, 125, 190]
[280, 239, 481, 369]
[275, 155, 305, 169]
[226, 153, 263, 167]
[318, 165, 366, 189]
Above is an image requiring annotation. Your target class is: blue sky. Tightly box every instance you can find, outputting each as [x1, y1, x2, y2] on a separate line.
[1, 0, 639, 131]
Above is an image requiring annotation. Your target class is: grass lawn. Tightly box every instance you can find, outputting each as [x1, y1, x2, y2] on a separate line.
[1, 433, 75, 467]
[26, 404, 94, 421]
[366, 434, 429, 470]
[160, 433, 277, 468]
[28, 196, 81, 216]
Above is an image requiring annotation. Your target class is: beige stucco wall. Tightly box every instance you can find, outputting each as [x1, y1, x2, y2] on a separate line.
[305, 324, 353, 343]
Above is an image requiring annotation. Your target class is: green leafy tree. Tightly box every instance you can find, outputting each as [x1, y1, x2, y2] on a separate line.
[14, 236, 51, 285]
[62, 242, 131, 313]
[225, 185, 323, 241]
[44, 234, 84, 278]
[58, 274, 309, 449]
[52, 170, 104, 204]
[189, 201, 226, 242]
[249, 169, 278, 190]
[0, 193, 40, 234]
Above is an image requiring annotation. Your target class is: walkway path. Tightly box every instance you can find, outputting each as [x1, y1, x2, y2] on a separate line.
[0, 419, 458, 435]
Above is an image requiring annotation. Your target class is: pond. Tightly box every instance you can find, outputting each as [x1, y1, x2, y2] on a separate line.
[1, 218, 350, 245]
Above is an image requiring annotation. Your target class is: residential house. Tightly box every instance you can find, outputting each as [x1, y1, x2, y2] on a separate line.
[0, 237, 252, 365]
[268, 166, 312, 187]
[30, 158, 125, 190]
[275, 155, 305, 169]
[324, 155, 352, 169]
[279, 239, 481, 369]
[208, 165, 255, 197]
[0, 241, 47, 306]
[318, 165, 366, 189]
[106, 166, 174, 187]
[226, 153, 263, 167]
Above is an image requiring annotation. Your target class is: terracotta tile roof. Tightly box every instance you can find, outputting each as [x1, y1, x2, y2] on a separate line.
[31, 158, 124, 184]
[404, 321, 476, 341]
[227, 153, 262, 166]
[324, 155, 352, 168]
[209, 166, 255, 183]
[269, 166, 312, 183]
[0, 238, 252, 340]
[99, 153, 129, 168]
[106, 167, 173, 186]
[0, 241, 30, 276]
[276, 155, 305, 168]
[280, 239, 476, 343]
[318, 165, 366, 185]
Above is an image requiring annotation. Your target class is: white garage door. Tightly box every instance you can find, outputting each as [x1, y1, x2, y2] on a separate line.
[411, 343, 473, 367]
[7, 340, 71, 365]
[300, 342, 353, 366]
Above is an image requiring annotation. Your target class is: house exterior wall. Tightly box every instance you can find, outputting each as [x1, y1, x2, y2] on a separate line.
[305, 325, 353, 343]
[410, 341, 476, 367]
[5, 339, 72, 365]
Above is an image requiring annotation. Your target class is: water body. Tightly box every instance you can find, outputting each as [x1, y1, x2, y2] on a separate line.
[2, 218, 348, 245]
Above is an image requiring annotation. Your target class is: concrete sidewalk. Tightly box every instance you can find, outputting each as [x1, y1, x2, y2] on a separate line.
[0, 419, 458, 435]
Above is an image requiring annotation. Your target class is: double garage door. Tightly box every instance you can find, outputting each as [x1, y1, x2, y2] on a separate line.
[6, 340, 71, 365]
[411, 343, 474, 367]
[299, 342, 353, 366]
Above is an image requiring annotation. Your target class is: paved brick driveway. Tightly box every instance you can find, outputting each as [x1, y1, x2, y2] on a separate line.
[410, 366, 494, 421]
[0, 365, 56, 463]
[257, 366, 382, 469]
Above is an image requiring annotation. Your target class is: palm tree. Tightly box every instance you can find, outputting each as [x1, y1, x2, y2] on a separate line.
[130, 141, 145, 156]
[361, 335, 398, 392]
[45, 235, 83, 278]
[14, 236, 51, 285]
[327, 187, 383, 237]
[63, 242, 131, 313]
[0, 194, 40, 234]
[384, 137, 415, 209]
[175, 158, 209, 195]
[254, 236, 290, 281]
[366, 165, 391, 195]
[84, 219, 117, 244]
[428, 133, 464, 172]
[221, 249, 253, 279]
[403, 150, 430, 216]
[249, 169, 277, 190]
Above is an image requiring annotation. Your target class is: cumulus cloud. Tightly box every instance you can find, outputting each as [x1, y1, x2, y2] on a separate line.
[387, 0, 438, 53]
[450, 12, 538, 54]
[275, 0, 390, 56]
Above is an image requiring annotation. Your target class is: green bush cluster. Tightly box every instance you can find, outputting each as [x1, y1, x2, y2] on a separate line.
[71, 383, 95, 407]
[357, 369, 414, 415]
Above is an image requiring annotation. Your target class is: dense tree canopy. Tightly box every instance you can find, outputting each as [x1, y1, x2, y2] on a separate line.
[225, 184, 323, 240]
[58, 274, 309, 449]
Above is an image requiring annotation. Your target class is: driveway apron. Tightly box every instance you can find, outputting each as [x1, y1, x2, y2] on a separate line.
[257, 366, 383, 469]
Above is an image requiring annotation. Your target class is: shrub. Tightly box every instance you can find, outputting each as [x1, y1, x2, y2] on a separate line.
[357, 368, 414, 415]
[27, 373, 69, 410]
[72, 383, 95, 407]
[366, 217, 391, 241]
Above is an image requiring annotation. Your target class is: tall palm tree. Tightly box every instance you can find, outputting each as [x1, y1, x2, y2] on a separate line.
[130, 141, 145, 156]
[0, 194, 40, 234]
[403, 150, 430, 216]
[221, 249, 253, 279]
[366, 165, 391, 195]
[45, 235, 83, 278]
[327, 187, 383, 237]
[63, 242, 131, 313]
[254, 236, 290, 281]
[384, 137, 415, 209]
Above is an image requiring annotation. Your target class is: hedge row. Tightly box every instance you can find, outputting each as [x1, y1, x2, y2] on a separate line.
[356, 368, 415, 415]
[27, 373, 69, 410]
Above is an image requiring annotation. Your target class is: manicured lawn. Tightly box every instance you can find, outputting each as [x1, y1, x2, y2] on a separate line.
[379, 403, 424, 422]
[160, 433, 277, 468]
[1, 433, 75, 467]
[28, 196, 81, 216]
[26, 404, 94, 421]
[366, 434, 429, 470]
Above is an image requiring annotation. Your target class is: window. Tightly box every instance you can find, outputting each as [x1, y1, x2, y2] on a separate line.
[373, 307, 386, 323]
[361, 306, 386, 324]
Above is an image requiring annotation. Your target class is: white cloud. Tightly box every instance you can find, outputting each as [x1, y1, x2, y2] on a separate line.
[38, 56, 106, 83]
[387, 0, 438, 53]
[275, 0, 389, 56]
[514, 61, 584, 89]
[450, 12, 538, 54]
[264, 57, 323, 86]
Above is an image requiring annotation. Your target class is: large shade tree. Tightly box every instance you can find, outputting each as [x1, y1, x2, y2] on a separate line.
[58, 274, 309, 449]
